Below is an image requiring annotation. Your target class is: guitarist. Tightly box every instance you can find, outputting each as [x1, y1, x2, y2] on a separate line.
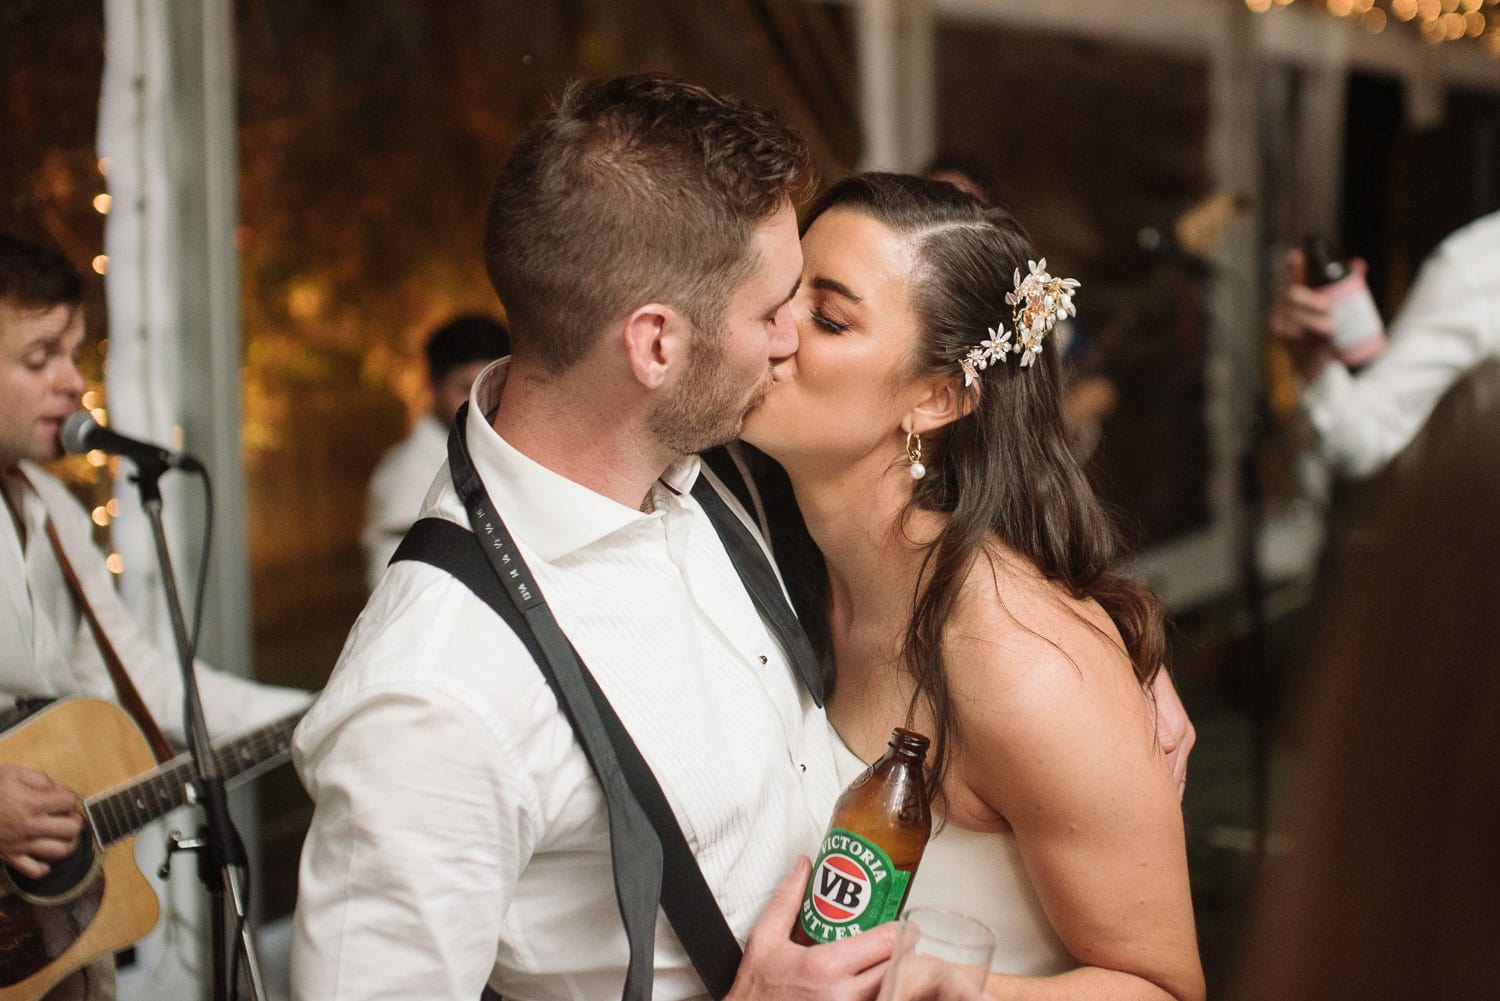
[0, 234, 312, 1000]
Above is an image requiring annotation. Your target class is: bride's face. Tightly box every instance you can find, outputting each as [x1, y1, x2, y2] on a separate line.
[742, 207, 928, 472]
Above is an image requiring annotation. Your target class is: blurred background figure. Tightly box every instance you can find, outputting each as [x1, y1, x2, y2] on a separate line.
[924, 151, 999, 204]
[361, 313, 508, 590]
[1231, 360, 1500, 1001]
[1270, 209, 1500, 481]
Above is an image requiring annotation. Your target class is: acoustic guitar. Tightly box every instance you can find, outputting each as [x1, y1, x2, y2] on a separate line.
[0, 698, 303, 1001]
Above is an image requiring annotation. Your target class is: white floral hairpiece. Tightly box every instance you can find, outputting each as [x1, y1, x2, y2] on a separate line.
[958, 258, 1080, 386]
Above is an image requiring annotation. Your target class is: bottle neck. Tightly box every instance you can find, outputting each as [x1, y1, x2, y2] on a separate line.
[886, 727, 930, 762]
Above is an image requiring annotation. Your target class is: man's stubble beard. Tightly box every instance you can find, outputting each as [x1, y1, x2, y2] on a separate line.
[647, 327, 770, 456]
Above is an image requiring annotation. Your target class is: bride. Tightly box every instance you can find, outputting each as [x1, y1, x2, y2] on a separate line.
[741, 173, 1204, 1001]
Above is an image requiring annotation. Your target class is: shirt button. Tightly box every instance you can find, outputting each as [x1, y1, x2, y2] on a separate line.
[757, 654, 768, 665]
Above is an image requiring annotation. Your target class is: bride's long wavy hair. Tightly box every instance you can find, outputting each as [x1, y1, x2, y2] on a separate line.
[782, 173, 1166, 795]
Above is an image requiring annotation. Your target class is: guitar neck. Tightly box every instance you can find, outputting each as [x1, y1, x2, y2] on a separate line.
[86, 711, 303, 847]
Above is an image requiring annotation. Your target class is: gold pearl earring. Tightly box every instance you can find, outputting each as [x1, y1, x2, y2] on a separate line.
[906, 432, 926, 480]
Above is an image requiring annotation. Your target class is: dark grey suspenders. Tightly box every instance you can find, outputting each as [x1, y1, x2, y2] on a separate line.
[390, 411, 822, 1001]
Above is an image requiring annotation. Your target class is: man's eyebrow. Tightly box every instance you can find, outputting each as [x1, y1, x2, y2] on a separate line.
[811, 276, 862, 304]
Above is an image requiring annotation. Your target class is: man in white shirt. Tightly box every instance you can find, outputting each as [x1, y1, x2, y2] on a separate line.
[362, 313, 509, 591]
[293, 74, 897, 1001]
[291, 76, 1191, 1001]
[1271, 211, 1500, 478]
[0, 235, 312, 1000]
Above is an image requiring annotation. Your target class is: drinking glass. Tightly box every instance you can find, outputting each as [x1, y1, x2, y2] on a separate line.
[875, 906, 995, 1001]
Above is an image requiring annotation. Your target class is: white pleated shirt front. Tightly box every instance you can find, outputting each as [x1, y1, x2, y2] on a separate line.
[290, 361, 841, 1001]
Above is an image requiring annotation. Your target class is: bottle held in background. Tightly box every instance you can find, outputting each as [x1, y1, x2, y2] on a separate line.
[1302, 234, 1388, 367]
[794, 728, 932, 945]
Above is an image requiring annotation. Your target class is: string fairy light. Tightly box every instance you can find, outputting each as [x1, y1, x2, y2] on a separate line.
[1244, 0, 1500, 52]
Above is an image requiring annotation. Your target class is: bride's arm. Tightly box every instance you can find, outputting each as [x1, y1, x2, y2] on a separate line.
[948, 603, 1204, 1001]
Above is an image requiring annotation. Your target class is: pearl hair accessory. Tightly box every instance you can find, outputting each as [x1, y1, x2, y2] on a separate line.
[958, 258, 1080, 386]
[906, 432, 926, 480]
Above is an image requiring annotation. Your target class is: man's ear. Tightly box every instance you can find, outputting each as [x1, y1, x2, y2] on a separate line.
[621, 303, 690, 390]
[900, 375, 973, 437]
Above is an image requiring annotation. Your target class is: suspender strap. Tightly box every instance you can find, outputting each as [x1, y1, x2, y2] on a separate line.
[689, 477, 824, 708]
[391, 404, 743, 1001]
[393, 518, 742, 998]
[699, 445, 757, 523]
[6, 472, 175, 763]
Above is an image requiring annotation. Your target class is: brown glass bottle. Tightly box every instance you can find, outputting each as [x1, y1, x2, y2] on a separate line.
[793, 728, 932, 945]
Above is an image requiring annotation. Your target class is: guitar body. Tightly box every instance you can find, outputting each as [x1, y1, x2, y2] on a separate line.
[0, 700, 160, 1001]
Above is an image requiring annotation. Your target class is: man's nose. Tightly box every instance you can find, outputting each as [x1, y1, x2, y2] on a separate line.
[56, 358, 86, 400]
[769, 301, 799, 360]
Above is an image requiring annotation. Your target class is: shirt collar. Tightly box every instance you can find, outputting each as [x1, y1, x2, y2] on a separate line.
[464, 359, 705, 562]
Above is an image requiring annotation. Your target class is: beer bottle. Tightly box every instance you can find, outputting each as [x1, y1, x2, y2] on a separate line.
[794, 728, 931, 945]
[1302, 234, 1387, 366]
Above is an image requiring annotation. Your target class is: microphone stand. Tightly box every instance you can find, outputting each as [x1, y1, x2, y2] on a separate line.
[128, 458, 267, 1001]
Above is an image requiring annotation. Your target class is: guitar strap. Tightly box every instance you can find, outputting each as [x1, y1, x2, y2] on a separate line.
[6, 469, 176, 764]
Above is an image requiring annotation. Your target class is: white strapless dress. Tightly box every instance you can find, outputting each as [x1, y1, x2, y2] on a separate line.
[830, 735, 1076, 976]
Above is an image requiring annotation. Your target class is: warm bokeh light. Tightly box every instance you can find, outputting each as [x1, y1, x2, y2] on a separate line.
[96, 157, 109, 176]
[1233, 0, 1491, 49]
[81, 390, 100, 409]
[92, 193, 111, 214]
[86, 450, 107, 467]
[106, 498, 120, 517]
[105, 553, 124, 575]
[89, 408, 107, 425]
[91, 254, 108, 275]
[90, 505, 109, 527]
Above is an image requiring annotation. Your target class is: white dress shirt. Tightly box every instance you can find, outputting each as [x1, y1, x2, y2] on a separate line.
[0, 461, 311, 743]
[1303, 210, 1500, 478]
[291, 361, 842, 1001]
[361, 412, 450, 592]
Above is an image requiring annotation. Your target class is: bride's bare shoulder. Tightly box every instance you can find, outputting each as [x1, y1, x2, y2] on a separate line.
[943, 543, 1140, 715]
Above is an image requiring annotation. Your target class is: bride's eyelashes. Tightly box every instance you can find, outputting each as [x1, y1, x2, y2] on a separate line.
[809, 305, 850, 334]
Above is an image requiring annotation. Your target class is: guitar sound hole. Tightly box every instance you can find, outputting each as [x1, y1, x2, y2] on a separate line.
[5, 827, 97, 902]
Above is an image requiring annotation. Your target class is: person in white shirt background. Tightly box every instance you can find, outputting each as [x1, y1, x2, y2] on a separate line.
[361, 312, 508, 591]
[290, 75, 1193, 1001]
[1270, 209, 1500, 480]
[0, 234, 312, 1000]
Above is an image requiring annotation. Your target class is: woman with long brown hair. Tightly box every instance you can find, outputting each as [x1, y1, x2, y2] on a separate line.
[741, 173, 1202, 1000]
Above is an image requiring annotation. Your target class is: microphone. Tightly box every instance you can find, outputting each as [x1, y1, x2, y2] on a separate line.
[60, 412, 204, 472]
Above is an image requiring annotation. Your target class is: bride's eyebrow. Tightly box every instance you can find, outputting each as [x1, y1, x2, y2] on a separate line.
[811, 276, 862, 304]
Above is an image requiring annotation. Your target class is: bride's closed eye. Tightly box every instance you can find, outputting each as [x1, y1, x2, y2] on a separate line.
[809, 306, 850, 334]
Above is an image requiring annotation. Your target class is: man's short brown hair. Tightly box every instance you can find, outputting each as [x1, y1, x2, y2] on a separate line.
[483, 74, 812, 372]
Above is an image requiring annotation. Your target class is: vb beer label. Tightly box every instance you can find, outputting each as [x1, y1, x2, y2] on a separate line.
[798, 828, 911, 943]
